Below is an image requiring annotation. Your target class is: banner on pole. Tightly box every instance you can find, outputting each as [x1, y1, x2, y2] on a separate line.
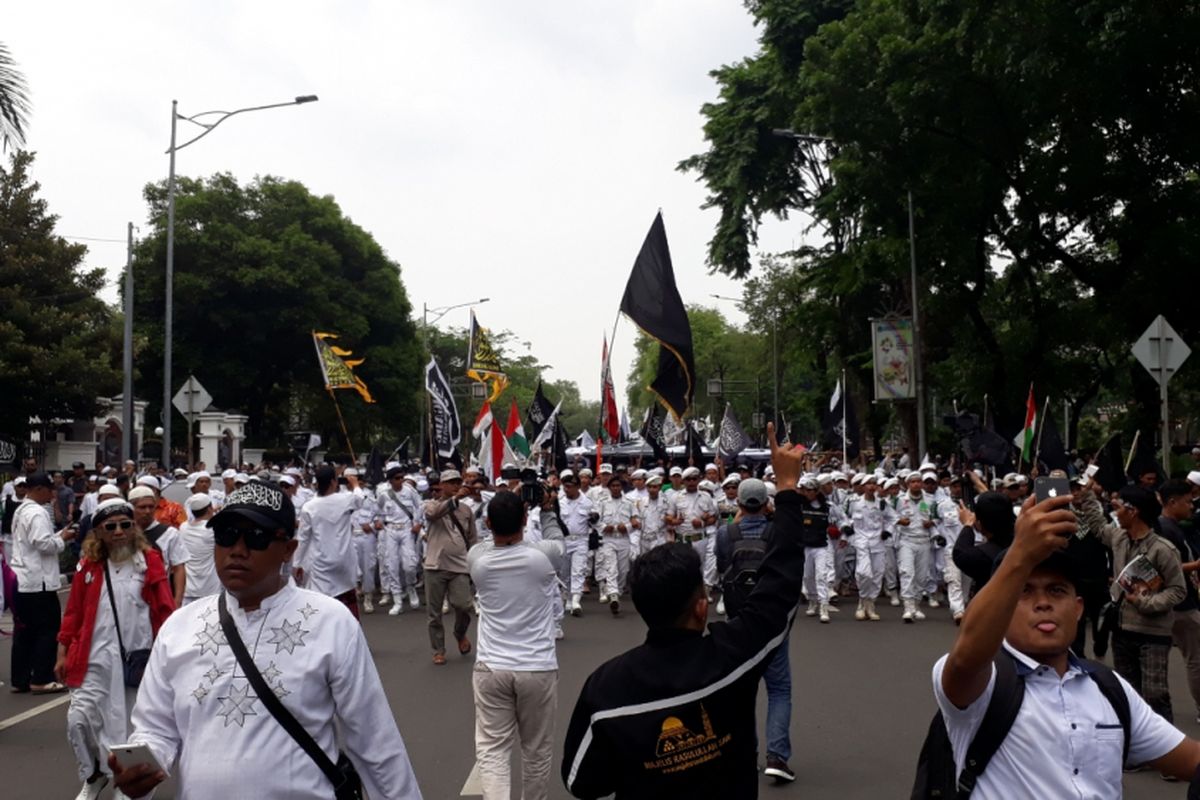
[425, 358, 462, 459]
[871, 318, 915, 401]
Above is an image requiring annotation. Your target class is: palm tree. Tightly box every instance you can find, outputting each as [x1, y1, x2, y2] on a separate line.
[0, 43, 30, 151]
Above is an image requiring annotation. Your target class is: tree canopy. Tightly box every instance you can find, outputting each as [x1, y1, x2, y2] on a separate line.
[131, 173, 424, 451]
[0, 151, 121, 436]
[682, 0, 1200, 456]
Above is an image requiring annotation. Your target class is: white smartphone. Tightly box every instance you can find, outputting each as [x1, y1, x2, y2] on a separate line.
[109, 742, 164, 774]
[1085, 464, 1100, 479]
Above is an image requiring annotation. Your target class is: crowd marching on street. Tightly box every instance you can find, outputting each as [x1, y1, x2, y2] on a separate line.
[8, 429, 1200, 798]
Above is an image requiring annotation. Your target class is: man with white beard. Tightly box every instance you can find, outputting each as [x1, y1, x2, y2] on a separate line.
[55, 498, 175, 800]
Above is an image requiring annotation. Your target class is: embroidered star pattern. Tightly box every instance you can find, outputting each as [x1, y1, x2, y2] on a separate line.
[192, 684, 210, 703]
[216, 683, 258, 728]
[298, 603, 319, 620]
[261, 663, 282, 684]
[194, 622, 227, 656]
[204, 665, 225, 684]
[273, 683, 291, 698]
[266, 618, 309, 655]
[199, 605, 216, 620]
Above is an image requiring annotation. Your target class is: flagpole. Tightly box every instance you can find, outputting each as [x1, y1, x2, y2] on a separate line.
[1125, 429, 1140, 475]
[841, 369, 848, 464]
[327, 388, 357, 464]
[1033, 395, 1051, 472]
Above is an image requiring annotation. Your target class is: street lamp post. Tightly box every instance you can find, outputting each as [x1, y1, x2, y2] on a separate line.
[771, 129, 927, 459]
[161, 94, 318, 467]
[710, 293, 779, 426]
[420, 297, 490, 465]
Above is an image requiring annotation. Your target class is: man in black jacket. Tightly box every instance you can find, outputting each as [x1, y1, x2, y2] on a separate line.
[561, 424, 805, 799]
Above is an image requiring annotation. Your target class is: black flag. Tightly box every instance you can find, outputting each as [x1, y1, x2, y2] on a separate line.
[619, 212, 695, 420]
[366, 446, 385, 485]
[718, 404, 751, 460]
[424, 358, 462, 459]
[0, 435, 18, 471]
[947, 412, 1012, 467]
[525, 381, 556, 443]
[1093, 433, 1126, 492]
[822, 379, 860, 459]
[1035, 412, 1069, 473]
[640, 404, 670, 464]
[1127, 430, 1161, 483]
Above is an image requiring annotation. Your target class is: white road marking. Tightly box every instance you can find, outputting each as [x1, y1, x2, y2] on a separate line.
[460, 761, 482, 796]
[0, 693, 71, 732]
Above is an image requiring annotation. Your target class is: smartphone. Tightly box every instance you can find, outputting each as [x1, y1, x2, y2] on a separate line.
[1085, 464, 1100, 479]
[1034, 476, 1071, 503]
[109, 742, 163, 774]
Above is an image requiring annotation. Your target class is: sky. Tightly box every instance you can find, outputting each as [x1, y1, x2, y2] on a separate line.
[8, 1, 798, 409]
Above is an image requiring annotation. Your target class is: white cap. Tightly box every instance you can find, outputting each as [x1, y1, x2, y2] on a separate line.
[851, 473, 866, 485]
[279, 475, 296, 486]
[579, 468, 594, 478]
[502, 462, 517, 471]
[646, 475, 663, 486]
[651, 467, 666, 477]
[417, 479, 430, 492]
[186, 493, 212, 512]
[883, 477, 900, 489]
[705, 463, 718, 473]
[682, 466, 701, 479]
[234, 472, 250, 485]
[464, 465, 482, 475]
[221, 468, 237, 479]
[763, 465, 775, 477]
[186, 470, 211, 488]
[698, 480, 716, 493]
[919, 461, 936, 472]
[721, 474, 741, 487]
[285, 467, 303, 477]
[1187, 471, 1200, 487]
[173, 467, 188, 477]
[863, 474, 878, 484]
[921, 470, 938, 482]
[127, 486, 156, 502]
[136, 475, 160, 490]
[97, 483, 119, 497]
[385, 461, 401, 472]
[559, 469, 575, 480]
[669, 466, 683, 476]
[631, 469, 648, 480]
[832, 471, 847, 482]
[405, 473, 420, 484]
[599, 463, 613, 473]
[344, 468, 359, 477]
[798, 476, 819, 490]
[817, 473, 833, 485]
[13, 476, 26, 486]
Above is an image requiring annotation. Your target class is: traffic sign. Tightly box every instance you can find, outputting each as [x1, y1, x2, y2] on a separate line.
[1132, 315, 1190, 386]
[172, 375, 213, 423]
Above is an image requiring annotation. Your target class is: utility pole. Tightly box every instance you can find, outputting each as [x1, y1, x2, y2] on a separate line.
[908, 191, 927, 460]
[122, 222, 135, 462]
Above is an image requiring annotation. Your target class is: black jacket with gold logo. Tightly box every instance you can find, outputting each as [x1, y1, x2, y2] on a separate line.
[561, 491, 806, 799]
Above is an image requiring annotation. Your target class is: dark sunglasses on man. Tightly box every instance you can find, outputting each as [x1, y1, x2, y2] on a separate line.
[101, 520, 134, 532]
[213, 525, 287, 550]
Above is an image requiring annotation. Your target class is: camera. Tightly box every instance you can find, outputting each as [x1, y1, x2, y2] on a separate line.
[519, 468, 544, 508]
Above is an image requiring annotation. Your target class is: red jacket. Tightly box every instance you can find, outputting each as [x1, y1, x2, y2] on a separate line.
[57, 549, 176, 687]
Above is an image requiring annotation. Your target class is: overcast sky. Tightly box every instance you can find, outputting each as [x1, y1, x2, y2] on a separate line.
[9, 1, 797, 412]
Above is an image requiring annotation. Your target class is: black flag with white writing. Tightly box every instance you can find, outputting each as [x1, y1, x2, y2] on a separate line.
[640, 404, 670, 464]
[718, 404, 751, 460]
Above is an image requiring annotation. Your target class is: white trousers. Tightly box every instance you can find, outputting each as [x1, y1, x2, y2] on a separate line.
[926, 547, 945, 596]
[855, 547, 886, 601]
[944, 555, 965, 615]
[803, 545, 832, 604]
[631, 528, 669, 559]
[689, 535, 718, 589]
[605, 535, 632, 594]
[353, 533, 378, 594]
[378, 524, 419, 595]
[565, 537, 590, 596]
[67, 648, 131, 781]
[898, 539, 931, 601]
[883, 543, 899, 592]
[593, 541, 620, 598]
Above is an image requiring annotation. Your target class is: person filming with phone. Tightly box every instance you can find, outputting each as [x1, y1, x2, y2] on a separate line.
[933, 491, 1200, 797]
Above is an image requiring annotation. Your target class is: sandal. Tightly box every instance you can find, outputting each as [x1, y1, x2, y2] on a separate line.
[432, 653, 446, 666]
[31, 682, 67, 695]
[457, 636, 472, 655]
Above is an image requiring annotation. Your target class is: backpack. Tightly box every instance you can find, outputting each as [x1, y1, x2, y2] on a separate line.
[720, 522, 770, 618]
[911, 651, 1131, 799]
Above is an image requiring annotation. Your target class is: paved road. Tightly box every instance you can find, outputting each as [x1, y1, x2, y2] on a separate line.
[1, 590, 1196, 798]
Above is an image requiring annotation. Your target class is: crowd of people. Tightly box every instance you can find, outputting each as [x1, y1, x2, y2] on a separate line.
[5, 432, 1200, 797]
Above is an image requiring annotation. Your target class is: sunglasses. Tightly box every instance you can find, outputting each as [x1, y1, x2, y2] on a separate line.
[213, 525, 286, 551]
[101, 520, 134, 532]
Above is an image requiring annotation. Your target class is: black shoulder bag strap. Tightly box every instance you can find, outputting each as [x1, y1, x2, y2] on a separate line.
[1080, 658, 1133, 766]
[218, 593, 360, 798]
[955, 653, 1026, 798]
[103, 561, 128, 664]
[445, 500, 472, 547]
[386, 489, 413, 523]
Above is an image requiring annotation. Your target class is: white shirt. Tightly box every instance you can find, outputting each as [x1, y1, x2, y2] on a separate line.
[96, 553, 154, 654]
[11, 499, 65, 592]
[79, 490, 101, 521]
[178, 520, 220, 601]
[468, 510, 563, 672]
[669, 490, 717, 536]
[130, 582, 422, 799]
[932, 642, 1184, 799]
[151, 526, 190, 571]
[295, 489, 365, 598]
[850, 495, 897, 550]
[558, 494, 594, 537]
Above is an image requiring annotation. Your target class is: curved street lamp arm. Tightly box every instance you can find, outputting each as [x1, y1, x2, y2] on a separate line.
[168, 97, 318, 154]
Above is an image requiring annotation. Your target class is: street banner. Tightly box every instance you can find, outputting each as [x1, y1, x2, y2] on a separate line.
[871, 318, 915, 401]
[425, 357, 462, 459]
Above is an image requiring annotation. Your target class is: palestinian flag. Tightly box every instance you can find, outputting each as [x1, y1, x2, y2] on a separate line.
[505, 400, 530, 457]
[1013, 384, 1037, 461]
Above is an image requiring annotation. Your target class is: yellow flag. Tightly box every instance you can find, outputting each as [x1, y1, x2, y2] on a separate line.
[312, 332, 376, 404]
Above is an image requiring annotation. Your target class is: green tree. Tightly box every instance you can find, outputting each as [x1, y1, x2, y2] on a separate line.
[0, 43, 30, 151]
[131, 173, 423, 452]
[0, 151, 121, 436]
[627, 306, 773, 441]
[683, 0, 1200, 457]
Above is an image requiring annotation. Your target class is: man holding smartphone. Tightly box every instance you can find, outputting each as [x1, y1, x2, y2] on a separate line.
[9, 472, 76, 694]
